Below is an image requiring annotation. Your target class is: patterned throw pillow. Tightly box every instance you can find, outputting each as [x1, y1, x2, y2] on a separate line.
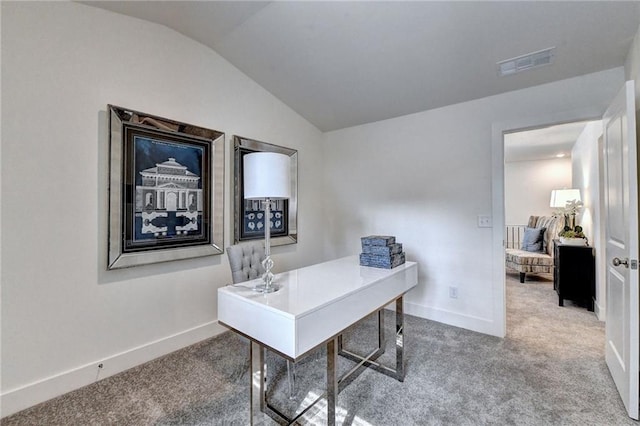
[521, 227, 546, 252]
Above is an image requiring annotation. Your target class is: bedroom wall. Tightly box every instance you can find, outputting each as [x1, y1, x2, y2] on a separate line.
[571, 121, 604, 318]
[322, 68, 624, 337]
[504, 157, 572, 226]
[1, 1, 325, 416]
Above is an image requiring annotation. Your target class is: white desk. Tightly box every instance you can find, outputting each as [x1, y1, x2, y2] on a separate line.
[218, 255, 418, 425]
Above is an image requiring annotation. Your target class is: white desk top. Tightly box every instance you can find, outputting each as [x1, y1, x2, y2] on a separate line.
[218, 255, 418, 359]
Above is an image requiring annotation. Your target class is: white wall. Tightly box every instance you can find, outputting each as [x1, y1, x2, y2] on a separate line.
[323, 68, 624, 337]
[1, 2, 325, 416]
[625, 24, 640, 105]
[504, 158, 572, 226]
[571, 121, 604, 318]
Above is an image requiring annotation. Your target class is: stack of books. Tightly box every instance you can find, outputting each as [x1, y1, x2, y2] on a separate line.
[359, 235, 406, 269]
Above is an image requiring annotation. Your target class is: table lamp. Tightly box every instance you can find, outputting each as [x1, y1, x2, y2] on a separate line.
[243, 152, 291, 293]
[549, 188, 581, 208]
[550, 188, 582, 228]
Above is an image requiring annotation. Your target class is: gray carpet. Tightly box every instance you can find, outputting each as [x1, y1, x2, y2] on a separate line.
[2, 272, 635, 425]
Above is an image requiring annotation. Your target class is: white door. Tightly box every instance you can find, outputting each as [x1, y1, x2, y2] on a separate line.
[603, 80, 639, 419]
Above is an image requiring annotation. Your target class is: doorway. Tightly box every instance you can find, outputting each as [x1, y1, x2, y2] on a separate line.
[491, 82, 639, 419]
[503, 121, 603, 322]
[490, 110, 602, 338]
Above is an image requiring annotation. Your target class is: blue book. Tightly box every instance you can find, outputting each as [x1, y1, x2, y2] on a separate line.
[362, 243, 403, 255]
[361, 235, 396, 247]
[359, 252, 405, 269]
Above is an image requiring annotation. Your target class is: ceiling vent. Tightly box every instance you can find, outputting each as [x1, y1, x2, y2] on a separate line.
[497, 47, 555, 77]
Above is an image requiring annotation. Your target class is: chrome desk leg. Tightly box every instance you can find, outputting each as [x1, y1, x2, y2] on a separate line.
[378, 308, 386, 351]
[395, 296, 405, 380]
[286, 360, 296, 399]
[327, 337, 338, 426]
[247, 297, 405, 425]
[250, 341, 266, 425]
[338, 309, 385, 355]
[337, 296, 406, 382]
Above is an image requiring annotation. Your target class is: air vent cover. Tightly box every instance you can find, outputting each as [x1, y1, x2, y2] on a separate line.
[497, 47, 555, 76]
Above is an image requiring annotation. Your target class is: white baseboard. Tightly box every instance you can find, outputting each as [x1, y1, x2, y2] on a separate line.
[1, 321, 227, 418]
[405, 301, 501, 337]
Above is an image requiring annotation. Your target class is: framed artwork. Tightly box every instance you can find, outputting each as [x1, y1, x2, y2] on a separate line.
[108, 105, 225, 269]
[233, 136, 298, 246]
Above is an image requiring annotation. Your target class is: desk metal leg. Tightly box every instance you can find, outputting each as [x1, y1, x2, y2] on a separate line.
[250, 341, 266, 424]
[395, 296, 405, 380]
[338, 296, 406, 382]
[327, 337, 338, 426]
[338, 309, 385, 354]
[247, 296, 406, 425]
[378, 308, 386, 353]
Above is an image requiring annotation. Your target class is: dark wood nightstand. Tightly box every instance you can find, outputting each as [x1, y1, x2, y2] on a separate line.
[553, 241, 595, 311]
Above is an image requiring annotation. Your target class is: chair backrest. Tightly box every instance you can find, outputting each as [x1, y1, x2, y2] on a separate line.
[529, 215, 565, 256]
[227, 241, 266, 284]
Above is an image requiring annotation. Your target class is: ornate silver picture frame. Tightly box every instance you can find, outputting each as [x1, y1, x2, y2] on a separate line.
[108, 105, 225, 269]
[233, 136, 298, 246]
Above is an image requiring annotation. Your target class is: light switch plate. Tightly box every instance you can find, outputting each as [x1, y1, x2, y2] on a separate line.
[478, 215, 492, 228]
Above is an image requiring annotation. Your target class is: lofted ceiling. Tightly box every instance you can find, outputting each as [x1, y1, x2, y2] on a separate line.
[83, 1, 640, 132]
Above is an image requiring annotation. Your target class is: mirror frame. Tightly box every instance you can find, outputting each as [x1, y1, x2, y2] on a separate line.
[108, 105, 225, 269]
[233, 136, 298, 247]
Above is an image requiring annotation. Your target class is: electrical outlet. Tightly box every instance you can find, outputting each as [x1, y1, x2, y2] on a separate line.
[96, 363, 105, 381]
[449, 286, 458, 299]
[478, 215, 492, 228]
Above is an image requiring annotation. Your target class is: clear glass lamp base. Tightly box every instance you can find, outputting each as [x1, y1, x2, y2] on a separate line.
[253, 283, 280, 293]
[253, 258, 279, 293]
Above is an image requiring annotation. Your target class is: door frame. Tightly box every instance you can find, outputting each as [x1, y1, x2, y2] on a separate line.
[491, 107, 603, 337]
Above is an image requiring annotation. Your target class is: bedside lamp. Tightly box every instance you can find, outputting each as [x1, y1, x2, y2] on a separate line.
[549, 188, 581, 208]
[550, 188, 582, 229]
[243, 152, 291, 293]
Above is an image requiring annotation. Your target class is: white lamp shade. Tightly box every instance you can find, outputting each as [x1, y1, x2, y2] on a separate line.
[550, 189, 581, 208]
[243, 152, 291, 200]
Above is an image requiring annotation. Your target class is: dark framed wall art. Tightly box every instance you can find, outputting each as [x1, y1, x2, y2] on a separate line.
[233, 136, 298, 246]
[108, 105, 225, 269]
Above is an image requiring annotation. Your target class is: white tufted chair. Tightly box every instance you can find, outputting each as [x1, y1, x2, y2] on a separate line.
[226, 241, 296, 398]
